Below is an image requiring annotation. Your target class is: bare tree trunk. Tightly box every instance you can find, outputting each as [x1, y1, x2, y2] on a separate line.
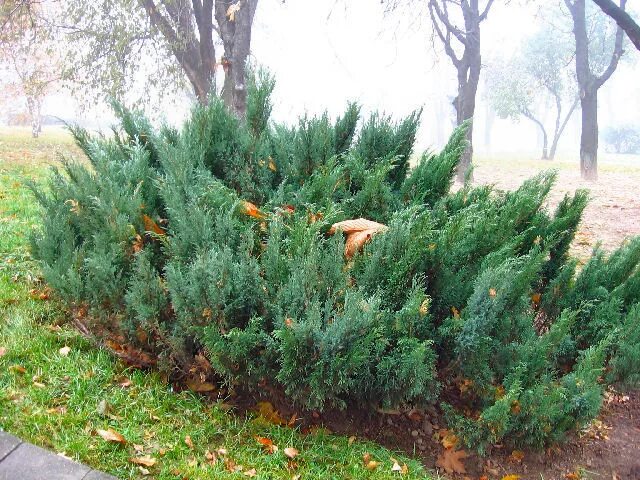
[549, 97, 578, 160]
[565, 0, 624, 180]
[579, 88, 599, 180]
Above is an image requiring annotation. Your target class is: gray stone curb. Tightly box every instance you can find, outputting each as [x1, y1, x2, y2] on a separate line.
[0, 432, 118, 480]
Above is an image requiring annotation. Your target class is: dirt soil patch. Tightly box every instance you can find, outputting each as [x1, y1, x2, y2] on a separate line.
[220, 386, 640, 480]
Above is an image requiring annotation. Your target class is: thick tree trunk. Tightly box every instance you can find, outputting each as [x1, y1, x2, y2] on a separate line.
[216, 0, 258, 120]
[579, 88, 599, 180]
[453, 55, 480, 182]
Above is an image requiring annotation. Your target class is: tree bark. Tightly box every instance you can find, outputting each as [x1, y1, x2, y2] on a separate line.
[565, 0, 624, 180]
[215, 0, 258, 119]
[140, 0, 258, 117]
[428, 0, 494, 182]
[579, 89, 599, 179]
[549, 96, 578, 160]
[592, 0, 640, 51]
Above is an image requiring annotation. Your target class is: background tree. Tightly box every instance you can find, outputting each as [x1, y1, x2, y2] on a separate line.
[565, 0, 625, 180]
[55, 0, 258, 117]
[486, 26, 578, 160]
[592, 0, 640, 51]
[427, 0, 496, 181]
[0, 1, 59, 137]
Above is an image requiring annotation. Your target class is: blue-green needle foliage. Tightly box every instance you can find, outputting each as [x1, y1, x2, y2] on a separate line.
[32, 71, 640, 452]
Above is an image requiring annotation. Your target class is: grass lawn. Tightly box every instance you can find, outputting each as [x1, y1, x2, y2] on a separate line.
[0, 128, 432, 479]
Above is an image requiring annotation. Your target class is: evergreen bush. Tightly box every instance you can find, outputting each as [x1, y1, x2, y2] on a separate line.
[31, 75, 640, 451]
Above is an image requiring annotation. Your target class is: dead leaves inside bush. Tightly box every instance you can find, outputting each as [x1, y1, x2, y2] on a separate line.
[328, 218, 388, 258]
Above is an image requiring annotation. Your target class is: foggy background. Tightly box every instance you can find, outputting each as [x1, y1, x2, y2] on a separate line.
[5, 0, 640, 160]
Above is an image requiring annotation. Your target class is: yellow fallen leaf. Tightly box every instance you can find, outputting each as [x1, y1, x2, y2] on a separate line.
[185, 435, 194, 449]
[365, 460, 380, 471]
[501, 475, 521, 480]
[59, 346, 71, 356]
[96, 428, 127, 444]
[244, 468, 257, 477]
[130, 456, 156, 467]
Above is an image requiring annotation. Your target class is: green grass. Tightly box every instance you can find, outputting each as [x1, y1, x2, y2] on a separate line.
[0, 128, 432, 479]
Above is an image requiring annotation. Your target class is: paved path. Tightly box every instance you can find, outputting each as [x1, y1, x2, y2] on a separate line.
[0, 431, 117, 480]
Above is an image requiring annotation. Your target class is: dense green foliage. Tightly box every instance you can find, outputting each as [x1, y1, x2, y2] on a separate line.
[32, 77, 640, 452]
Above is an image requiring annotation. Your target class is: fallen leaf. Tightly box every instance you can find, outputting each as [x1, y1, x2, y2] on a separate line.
[226, 1, 241, 21]
[255, 436, 278, 454]
[185, 435, 194, 449]
[564, 473, 580, 480]
[268, 158, 277, 172]
[10, 365, 26, 374]
[205, 449, 218, 465]
[138, 466, 150, 476]
[185, 377, 216, 393]
[348, 435, 356, 445]
[501, 476, 521, 480]
[115, 376, 132, 388]
[365, 460, 380, 471]
[217, 447, 228, 456]
[329, 218, 387, 235]
[489, 288, 497, 298]
[129, 456, 156, 467]
[96, 399, 111, 417]
[255, 401, 286, 425]
[0, 347, 6, 356]
[142, 214, 165, 235]
[451, 306, 460, 318]
[59, 346, 71, 356]
[509, 450, 525, 463]
[284, 447, 299, 459]
[240, 200, 267, 220]
[96, 428, 127, 444]
[244, 468, 257, 477]
[133, 444, 144, 453]
[33, 381, 46, 388]
[441, 432, 459, 449]
[436, 448, 468, 474]
[46, 406, 67, 415]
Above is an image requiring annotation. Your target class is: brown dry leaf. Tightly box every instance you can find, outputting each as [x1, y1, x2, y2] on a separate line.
[59, 346, 71, 356]
[284, 447, 299, 459]
[328, 218, 387, 235]
[509, 450, 525, 463]
[46, 406, 67, 415]
[436, 448, 468, 474]
[142, 214, 165, 235]
[10, 365, 26, 374]
[185, 377, 216, 393]
[33, 381, 46, 388]
[217, 447, 228, 456]
[129, 456, 156, 467]
[184, 435, 194, 449]
[565, 473, 581, 480]
[255, 436, 278, 454]
[133, 444, 144, 453]
[115, 376, 132, 388]
[244, 468, 257, 477]
[268, 158, 277, 172]
[489, 288, 497, 298]
[96, 428, 126, 444]
[255, 401, 286, 425]
[363, 452, 372, 464]
[511, 400, 522, 414]
[138, 466, 150, 476]
[348, 435, 356, 445]
[226, 1, 241, 21]
[0, 347, 6, 356]
[531, 293, 542, 305]
[451, 306, 460, 318]
[344, 228, 379, 258]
